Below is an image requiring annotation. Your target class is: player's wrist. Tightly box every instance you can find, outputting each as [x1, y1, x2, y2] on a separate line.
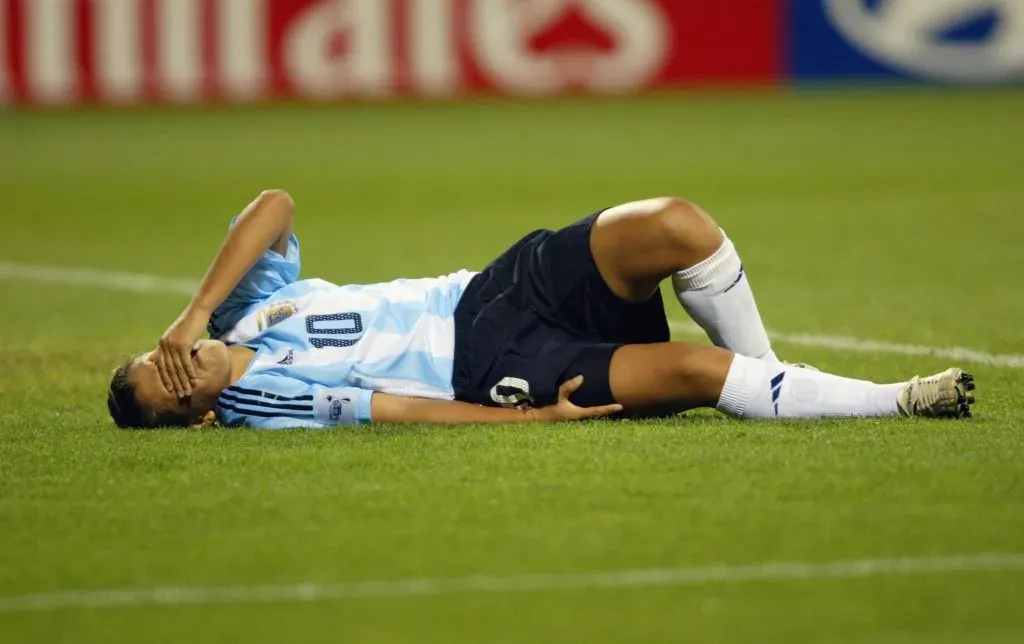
[185, 300, 215, 319]
[525, 406, 551, 422]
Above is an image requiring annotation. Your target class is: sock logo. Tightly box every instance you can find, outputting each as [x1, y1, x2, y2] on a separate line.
[724, 264, 745, 293]
[770, 372, 785, 416]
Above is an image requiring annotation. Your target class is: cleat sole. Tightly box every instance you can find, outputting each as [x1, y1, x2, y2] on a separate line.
[955, 371, 975, 419]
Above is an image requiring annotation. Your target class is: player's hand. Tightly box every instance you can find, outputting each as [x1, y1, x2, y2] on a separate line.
[528, 376, 623, 422]
[155, 310, 209, 398]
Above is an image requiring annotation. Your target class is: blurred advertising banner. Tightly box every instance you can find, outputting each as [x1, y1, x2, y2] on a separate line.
[0, 0, 780, 105]
[1, 1, 1020, 106]
[791, 0, 1024, 84]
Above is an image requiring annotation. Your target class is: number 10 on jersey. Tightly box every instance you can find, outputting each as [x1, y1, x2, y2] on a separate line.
[306, 313, 363, 349]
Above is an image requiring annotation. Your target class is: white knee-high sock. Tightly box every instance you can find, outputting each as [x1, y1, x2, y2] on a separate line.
[716, 355, 905, 419]
[673, 235, 778, 362]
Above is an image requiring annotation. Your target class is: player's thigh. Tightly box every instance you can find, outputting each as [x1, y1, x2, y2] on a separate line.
[607, 342, 733, 414]
[522, 212, 670, 343]
[590, 198, 723, 302]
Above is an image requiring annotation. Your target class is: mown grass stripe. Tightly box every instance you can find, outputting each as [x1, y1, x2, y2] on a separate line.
[1, 553, 1021, 613]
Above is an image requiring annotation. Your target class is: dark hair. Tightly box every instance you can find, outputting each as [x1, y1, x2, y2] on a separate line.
[107, 355, 189, 429]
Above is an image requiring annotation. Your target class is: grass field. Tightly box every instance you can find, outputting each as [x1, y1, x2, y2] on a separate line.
[1, 90, 1023, 643]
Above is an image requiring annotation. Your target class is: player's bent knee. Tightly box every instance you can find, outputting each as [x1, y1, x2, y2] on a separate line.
[654, 197, 722, 253]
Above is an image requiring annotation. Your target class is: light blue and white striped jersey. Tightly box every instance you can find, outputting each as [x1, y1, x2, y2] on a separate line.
[209, 225, 475, 429]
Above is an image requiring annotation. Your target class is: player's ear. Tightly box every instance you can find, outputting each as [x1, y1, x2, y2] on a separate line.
[192, 410, 218, 429]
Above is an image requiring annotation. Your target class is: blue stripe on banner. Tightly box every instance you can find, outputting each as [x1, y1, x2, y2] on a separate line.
[939, 10, 999, 43]
[790, 0, 1024, 85]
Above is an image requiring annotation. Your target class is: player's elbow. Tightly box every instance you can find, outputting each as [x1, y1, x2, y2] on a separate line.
[259, 189, 295, 213]
[257, 189, 295, 232]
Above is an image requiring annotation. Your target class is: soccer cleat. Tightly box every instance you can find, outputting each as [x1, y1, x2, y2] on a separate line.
[897, 368, 976, 419]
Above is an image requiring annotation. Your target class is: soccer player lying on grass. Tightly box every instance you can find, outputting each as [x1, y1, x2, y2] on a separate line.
[107, 190, 975, 429]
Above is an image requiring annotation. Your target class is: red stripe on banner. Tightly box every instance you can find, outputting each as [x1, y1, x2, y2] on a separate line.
[7, 0, 24, 102]
[3, 0, 787, 106]
[264, 0, 285, 99]
[665, 0, 782, 84]
[73, 0, 94, 102]
[140, 0, 157, 101]
[0, 0, 9, 102]
[200, 0, 217, 99]
[265, 0, 321, 100]
[452, 0, 483, 93]
[0, 0, 6, 102]
[392, 0, 410, 95]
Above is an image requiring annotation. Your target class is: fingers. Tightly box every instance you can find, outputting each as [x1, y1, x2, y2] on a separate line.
[558, 375, 584, 399]
[154, 352, 175, 394]
[169, 349, 192, 398]
[161, 340, 192, 398]
[557, 375, 624, 420]
[178, 344, 197, 385]
[576, 403, 624, 419]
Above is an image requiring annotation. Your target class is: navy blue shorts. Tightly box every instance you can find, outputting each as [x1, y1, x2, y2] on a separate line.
[452, 212, 670, 408]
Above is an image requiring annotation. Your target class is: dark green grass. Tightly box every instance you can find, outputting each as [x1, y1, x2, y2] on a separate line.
[1, 90, 1023, 643]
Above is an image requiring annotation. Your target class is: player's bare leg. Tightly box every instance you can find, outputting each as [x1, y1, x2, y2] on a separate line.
[590, 198, 778, 361]
[607, 343, 732, 415]
[607, 342, 975, 420]
[587, 199, 975, 420]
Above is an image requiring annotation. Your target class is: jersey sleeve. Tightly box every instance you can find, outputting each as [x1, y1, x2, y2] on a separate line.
[216, 374, 374, 430]
[207, 217, 302, 339]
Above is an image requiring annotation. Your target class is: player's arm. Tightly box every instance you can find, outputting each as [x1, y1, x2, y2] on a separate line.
[157, 189, 295, 398]
[372, 377, 622, 424]
[232, 377, 620, 429]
